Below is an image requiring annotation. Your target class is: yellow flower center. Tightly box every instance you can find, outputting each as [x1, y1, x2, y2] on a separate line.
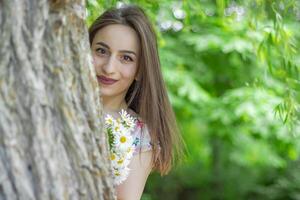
[120, 136, 127, 143]
[110, 154, 116, 160]
[117, 159, 124, 164]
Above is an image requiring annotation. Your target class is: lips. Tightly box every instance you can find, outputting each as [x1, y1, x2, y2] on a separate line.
[97, 75, 118, 85]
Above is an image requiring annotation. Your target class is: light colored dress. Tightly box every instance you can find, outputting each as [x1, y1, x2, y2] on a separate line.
[131, 119, 153, 155]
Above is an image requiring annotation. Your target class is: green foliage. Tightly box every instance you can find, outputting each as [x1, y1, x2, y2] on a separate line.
[87, 1, 300, 199]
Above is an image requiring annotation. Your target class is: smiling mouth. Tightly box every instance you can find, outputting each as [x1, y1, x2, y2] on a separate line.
[97, 75, 118, 85]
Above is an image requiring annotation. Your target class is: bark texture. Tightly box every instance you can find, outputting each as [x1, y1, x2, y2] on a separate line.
[0, 0, 115, 199]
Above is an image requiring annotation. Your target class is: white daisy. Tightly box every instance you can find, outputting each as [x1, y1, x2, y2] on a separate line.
[114, 132, 134, 152]
[112, 167, 130, 185]
[105, 114, 115, 127]
[120, 109, 136, 130]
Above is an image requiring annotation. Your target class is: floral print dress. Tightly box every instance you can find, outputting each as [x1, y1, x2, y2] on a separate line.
[131, 119, 153, 155]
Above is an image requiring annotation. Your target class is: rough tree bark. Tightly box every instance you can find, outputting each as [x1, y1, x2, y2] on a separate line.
[0, 0, 115, 199]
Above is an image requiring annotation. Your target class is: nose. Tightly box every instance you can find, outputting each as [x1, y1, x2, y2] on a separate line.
[102, 55, 117, 74]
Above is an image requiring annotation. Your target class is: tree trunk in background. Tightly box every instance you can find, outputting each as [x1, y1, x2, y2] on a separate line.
[0, 0, 115, 199]
[211, 136, 223, 200]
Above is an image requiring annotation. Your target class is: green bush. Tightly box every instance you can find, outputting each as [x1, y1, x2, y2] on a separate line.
[87, 1, 300, 199]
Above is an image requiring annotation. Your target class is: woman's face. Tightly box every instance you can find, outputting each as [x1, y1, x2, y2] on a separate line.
[91, 24, 140, 101]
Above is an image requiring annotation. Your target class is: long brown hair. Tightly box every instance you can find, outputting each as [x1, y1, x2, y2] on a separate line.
[89, 5, 184, 175]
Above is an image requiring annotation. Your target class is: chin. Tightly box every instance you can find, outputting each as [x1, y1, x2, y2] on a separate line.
[100, 89, 125, 99]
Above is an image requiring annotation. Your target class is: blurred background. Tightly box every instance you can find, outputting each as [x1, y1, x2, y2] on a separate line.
[86, 0, 300, 199]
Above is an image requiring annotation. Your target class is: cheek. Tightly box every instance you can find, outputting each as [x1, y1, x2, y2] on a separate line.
[121, 64, 138, 79]
[92, 55, 97, 65]
[92, 55, 105, 67]
[92, 54, 97, 65]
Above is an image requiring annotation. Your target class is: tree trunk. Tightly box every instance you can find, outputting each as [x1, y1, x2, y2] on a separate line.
[210, 135, 223, 200]
[0, 0, 115, 199]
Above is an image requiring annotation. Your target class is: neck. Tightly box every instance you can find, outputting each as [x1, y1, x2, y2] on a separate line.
[102, 95, 128, 113]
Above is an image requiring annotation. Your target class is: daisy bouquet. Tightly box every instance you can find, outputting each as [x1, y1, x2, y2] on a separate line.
[104, 110, 136, 185]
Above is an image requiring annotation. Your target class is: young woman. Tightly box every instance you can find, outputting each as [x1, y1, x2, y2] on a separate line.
[89, 5, 184, 200]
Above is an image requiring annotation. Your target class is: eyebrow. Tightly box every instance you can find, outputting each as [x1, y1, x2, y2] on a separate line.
[96, 42, 137, 56]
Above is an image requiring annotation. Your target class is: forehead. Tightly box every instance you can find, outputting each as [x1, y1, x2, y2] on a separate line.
[93, 24, 140, 54]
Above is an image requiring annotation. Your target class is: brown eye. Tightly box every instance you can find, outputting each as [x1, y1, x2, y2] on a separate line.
[123, 55, 133, 62]
[96, 47, 107, 55]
